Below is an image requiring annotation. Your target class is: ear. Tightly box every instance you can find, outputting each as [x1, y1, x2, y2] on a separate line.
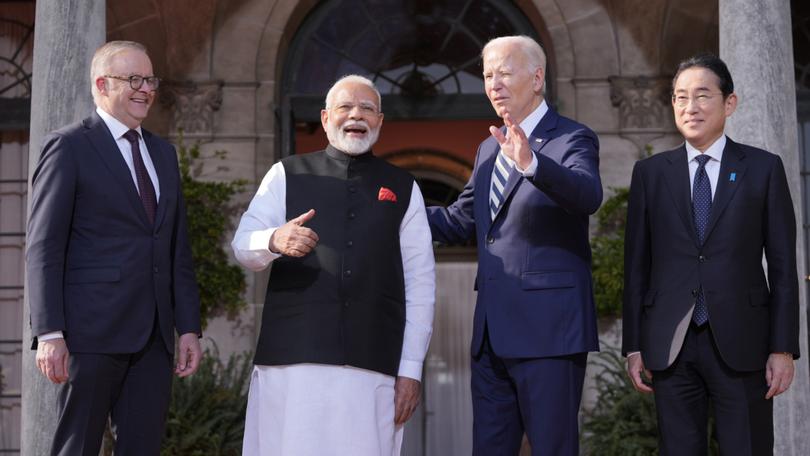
[533, 67, 545, 94]
[724, 93, 738, 117]
[95, 76, 107, 95]
[320, 109, 329, 131]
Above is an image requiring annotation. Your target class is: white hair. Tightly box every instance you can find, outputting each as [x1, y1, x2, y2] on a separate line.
[90, 41, 148, 102]
[482, 35, 547, 74]
[324, 74, 382, 111]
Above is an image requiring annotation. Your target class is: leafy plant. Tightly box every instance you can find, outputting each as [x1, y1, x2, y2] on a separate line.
[161, 347, 253, 456]
[176, 134, 248, 327]
[591, 187, 629, 317]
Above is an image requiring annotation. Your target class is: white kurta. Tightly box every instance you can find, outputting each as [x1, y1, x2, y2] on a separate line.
[232, 158, 436, 455]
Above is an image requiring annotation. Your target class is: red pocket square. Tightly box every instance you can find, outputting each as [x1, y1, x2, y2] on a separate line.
[378, 187, 397, 202]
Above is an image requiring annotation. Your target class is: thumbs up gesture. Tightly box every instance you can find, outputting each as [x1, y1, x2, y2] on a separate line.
[270, 209, 319, 257]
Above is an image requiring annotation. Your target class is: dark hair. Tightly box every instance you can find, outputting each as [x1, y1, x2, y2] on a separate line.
[672, 53, 734, 98]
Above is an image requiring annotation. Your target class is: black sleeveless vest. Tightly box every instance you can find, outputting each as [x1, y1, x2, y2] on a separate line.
[254, 146, 415, 376]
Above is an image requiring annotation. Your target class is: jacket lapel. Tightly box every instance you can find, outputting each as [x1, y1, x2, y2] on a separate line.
[143, 130, 169, 231]
[704, 138, 746, 243]
[662, 146, 700, 248]
[83, 113, 152, 229]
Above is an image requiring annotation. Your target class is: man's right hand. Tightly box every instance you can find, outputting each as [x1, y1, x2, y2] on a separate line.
[626, 352, 653, 393]
[270, 209, 319, 257]
[36, 338, 70, 384]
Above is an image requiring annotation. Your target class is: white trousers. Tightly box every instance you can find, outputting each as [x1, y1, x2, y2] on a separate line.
[242, 363, 403, 456]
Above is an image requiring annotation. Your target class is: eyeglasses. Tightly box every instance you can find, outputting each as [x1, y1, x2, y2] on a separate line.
[104, 74, 161, 90]
[672, 92, 723, 108]
[330, 102, 379, 115]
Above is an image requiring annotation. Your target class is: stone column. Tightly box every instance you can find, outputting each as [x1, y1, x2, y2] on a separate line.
[21, 1, 104, 455]
[720, 1, 810, 455]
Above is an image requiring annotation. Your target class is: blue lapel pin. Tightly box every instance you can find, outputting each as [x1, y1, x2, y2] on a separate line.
[729, 172, 736, 182]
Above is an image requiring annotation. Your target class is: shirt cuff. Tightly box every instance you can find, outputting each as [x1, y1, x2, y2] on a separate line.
[516, 153, 538, 177]
[38, 331, 64, 341]
[626, 351, 641, 358]
[397, 359, 424, 381]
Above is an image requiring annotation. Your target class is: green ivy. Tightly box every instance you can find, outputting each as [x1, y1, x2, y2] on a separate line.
[591, 187, 629, 317]
[176, 135, 248, 328]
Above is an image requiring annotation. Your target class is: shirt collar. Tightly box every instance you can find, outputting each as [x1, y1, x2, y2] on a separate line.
[96, 107, 143, 140]
[685, 135, 726, 164]
[519, 99, 548, 136]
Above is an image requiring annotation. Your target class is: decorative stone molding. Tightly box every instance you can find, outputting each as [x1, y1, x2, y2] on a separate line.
[160, 80, 223, 134]
[609, 76, 671, 130]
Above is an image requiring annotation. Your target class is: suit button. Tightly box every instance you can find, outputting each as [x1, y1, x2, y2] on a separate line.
[699, 255, 706, 263]
[345, 270, 352, 277]
[691, 289, 699, 297]
[346, 240, 353, 247]
[153, 266, 159, 273]
[348, 212, 356, 219]
[486, 236, 494, 244]
[344, 300, 350, 308]
[348, 186, 356, 193]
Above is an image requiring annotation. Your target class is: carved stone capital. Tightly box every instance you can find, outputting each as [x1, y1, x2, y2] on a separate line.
[609, 76, 672, 130]
[160, 80, 223, 134]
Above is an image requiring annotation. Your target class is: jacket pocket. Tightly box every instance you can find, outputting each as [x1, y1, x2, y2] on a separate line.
[66, 267, 120, 284]
[520, 271, 575, 290]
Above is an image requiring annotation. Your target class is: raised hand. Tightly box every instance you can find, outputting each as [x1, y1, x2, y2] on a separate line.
[270, 209, 319, 257]
[489, 112, 532, 170]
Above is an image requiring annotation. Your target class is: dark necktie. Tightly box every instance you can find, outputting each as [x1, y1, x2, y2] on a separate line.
[489, 153, 513, 219]
[691, 154, 712, 325]
[123, 129, 157, 225]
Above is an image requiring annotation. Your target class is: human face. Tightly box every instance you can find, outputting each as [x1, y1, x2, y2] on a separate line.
[482, 42, 544, 124]
[321, 82, 384, 155]
[95, 49, 156, 129]
[672, 67, 737, 151]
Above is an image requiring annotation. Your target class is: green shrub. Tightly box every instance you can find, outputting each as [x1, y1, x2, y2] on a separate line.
[161, 348, 253, 456]
[591, 188, 629, 317]
[176, 135, 248, 327]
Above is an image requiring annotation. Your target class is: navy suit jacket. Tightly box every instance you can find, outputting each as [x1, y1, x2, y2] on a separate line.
[427, 108, 602, 358]
[622, 139, 800, 371]
[27, 113, 201, 354]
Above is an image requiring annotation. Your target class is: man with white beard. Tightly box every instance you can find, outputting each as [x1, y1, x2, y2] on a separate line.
[231, 75, 435, 456]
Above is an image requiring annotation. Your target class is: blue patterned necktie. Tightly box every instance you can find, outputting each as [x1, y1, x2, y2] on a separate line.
[489, 153, 513, 219]
[692, 154, 712, 325]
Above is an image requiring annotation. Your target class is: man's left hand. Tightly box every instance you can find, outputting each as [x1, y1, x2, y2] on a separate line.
[489, 112, 532, 170]
[765, 352, 794, 399]
[394, 376, 421, 425]
[175, 332, 202, 377]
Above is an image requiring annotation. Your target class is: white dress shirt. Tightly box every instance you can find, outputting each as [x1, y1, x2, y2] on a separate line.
[686, 135, 725, 200]
[231, 159, 436, 380]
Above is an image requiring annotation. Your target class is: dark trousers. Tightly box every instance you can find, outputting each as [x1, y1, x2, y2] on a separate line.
[471, 332, 587, 456]
[51, 324, 173, 456]
[652, 323, 773, 456]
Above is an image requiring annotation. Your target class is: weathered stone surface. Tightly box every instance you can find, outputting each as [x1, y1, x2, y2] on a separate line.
[721, 1, 810, 454]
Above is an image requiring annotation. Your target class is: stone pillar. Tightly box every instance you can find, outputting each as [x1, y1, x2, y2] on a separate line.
[21, 1, 104, 455]
[720, 1, 810, 455]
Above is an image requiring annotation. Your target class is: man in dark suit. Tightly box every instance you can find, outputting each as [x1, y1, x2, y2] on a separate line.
[426, 35, 602, 455]
[27, 40, 202, 456]
[623, 53, 799, 455]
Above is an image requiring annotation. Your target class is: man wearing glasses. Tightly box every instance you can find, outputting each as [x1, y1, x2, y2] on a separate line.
[27, 40, 202, 455]
[623, 53, 799, 454]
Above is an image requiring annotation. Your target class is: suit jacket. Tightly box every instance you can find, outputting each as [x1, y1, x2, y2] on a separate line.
[27, 112, 201, 354]
[622, 138, 800, 371]
[427, 108, 602, 358]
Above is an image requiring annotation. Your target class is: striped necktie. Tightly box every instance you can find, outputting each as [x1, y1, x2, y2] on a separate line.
[489, 153, 513, 220]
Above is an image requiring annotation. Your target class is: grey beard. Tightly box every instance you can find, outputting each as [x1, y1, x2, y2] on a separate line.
[326, 124, 380, 156]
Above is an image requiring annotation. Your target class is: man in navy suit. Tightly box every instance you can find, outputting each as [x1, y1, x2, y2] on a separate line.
[623, 54, 799, 455]
[427, 35, 602, 455]
[27, 41, 202, 456]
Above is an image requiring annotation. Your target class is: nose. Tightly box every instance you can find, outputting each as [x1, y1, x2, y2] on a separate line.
[348, 105, 363, 119]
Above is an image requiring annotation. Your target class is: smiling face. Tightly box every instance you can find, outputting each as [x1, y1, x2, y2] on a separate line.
[94, 49, 155, 129]
[672, 67, 737, 151]
[482, 41, 544, 124]
[321, 81, 383, 155]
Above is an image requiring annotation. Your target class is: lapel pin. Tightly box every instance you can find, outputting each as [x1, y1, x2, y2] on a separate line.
[535, 138, 543, 144]
[729, 172, 736, 182]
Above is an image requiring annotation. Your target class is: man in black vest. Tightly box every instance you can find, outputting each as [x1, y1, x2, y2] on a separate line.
[232, 75, 435, 455]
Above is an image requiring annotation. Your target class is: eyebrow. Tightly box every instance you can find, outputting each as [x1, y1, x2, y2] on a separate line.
[674, 86, 713, 93]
